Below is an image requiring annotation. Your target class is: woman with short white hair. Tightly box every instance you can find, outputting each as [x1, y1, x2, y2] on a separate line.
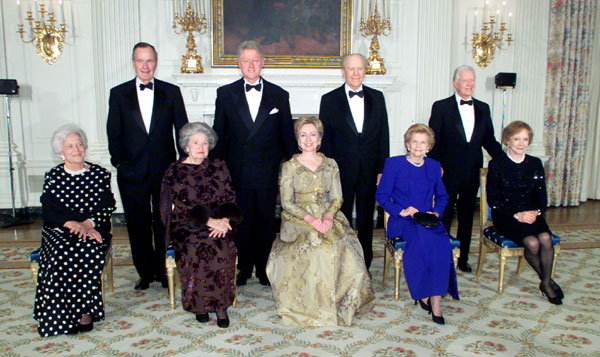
[34, 124, 116, 336]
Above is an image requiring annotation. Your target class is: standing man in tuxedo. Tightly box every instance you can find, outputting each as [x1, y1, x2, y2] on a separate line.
[318, 53, 390, 270]
[428, 65, 503, 273]
[212, 41, 296, 286]
[107, 42, 188, 290]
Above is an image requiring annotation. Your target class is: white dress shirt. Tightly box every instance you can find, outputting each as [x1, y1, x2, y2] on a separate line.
[244, 78, 263, 121]
[455, 93, 475, 142]
[345, 83, 365, 133]
[136, 77, 154, 133]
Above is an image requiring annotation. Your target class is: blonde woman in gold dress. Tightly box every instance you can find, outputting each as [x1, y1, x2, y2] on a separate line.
[266, 116, 374, 326]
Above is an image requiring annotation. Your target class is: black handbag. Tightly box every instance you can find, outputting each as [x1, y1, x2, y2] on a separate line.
[413, 212, 439, 228]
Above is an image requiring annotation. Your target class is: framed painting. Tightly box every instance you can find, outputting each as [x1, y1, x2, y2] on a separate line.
[212, 0, 352, 68]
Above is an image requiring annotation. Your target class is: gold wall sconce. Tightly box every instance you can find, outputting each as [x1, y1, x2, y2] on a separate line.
[471, 1, 513, 69]
[16, 0, 68, 65]
[173, 0, 208, 73]
[360, 0, 391, 75]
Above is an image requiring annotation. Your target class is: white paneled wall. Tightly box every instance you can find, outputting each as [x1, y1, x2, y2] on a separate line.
[0, 0, 549, 211]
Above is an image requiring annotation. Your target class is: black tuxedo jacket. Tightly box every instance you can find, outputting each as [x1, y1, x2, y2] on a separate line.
[106, 78, 188, 194]
[428, 95, 503, 186]
[211, 78, 296, 190]
[319, 84, 389, 187]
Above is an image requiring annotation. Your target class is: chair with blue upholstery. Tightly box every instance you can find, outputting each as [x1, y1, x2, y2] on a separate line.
[475, 168, 561, 293]
[30, 244, 114, 298]
[382, 211, 460, 300]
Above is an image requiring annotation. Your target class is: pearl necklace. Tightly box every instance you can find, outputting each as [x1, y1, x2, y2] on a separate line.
[406, 156, 424, 167]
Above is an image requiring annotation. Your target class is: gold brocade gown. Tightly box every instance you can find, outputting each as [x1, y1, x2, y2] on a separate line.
[266, 153, 375, 326]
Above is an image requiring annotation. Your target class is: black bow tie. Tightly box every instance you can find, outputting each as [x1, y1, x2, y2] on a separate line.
[245, 83, 262, 92]
[460, 99, 473, 106]
[139, 82, 153, 91]
[349, 90, 364, 98]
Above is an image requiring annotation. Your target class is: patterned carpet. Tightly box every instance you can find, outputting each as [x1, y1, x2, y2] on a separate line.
[1, 228, 600, 356]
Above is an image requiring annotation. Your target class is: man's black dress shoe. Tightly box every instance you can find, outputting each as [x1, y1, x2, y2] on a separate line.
[458, 262, 472, 273]
[236, 271, 250, 286]
[134, 278, 151, 290]
[196, 313, 209, 323]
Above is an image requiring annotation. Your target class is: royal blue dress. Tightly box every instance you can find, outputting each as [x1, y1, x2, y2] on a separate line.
[376, 156, 459, 300]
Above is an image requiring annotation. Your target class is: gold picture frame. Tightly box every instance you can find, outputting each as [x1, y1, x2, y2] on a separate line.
[212, 0, 352, 68]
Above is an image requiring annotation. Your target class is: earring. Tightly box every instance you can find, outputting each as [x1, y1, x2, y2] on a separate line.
[317, 142, 321, 150]
[60, 155, 65, 160]
[298, 144, 303, 152]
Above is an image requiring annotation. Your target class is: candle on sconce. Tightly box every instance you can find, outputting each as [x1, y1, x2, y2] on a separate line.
[387, 0, 390, 20]
[16, 0, 23, 25]
[473, 10, 477, 32]
[59, 0, 64, 25]
[381, 0, 385, 18]
[502, 0, 506, 23]
[508, 12, 512, 29]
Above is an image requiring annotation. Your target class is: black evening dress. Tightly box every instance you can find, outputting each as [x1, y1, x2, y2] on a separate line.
[486, 154, 551, 245]
[33, 163, 116, 337]
[160, 158, 241, 314]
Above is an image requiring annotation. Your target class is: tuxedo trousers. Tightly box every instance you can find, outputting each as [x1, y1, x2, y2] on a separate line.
[117, 176, 166, 282]
[441, 170, 479, 265]
[235, 186, 277, 279]
[340, 180, 377, 270]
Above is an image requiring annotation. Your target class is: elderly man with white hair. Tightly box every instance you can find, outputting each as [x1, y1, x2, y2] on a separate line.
[428, 65, 503, 273]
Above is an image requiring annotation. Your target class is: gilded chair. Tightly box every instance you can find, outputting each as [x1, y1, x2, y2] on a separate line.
[475, 168, 561, 293]
[166, 244, 237, 310]
[30, 245, 114, 298]
[382, 211, 460, 300]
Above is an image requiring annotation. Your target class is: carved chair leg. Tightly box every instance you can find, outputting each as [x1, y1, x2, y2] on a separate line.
[394, 252, 401, 301]
[551, 245, 560, 278]
[498, 255, 507, 294]
[516, 256, 526, 275]
[30, 262, 39, 288]
[476, 243, 487, 277]
[166, 258, 176, 310]
[106, 249, 114, 292]
[383, 246, 391, 284]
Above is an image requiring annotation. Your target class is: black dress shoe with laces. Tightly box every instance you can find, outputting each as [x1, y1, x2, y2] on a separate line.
[134, 278, 152, 290]
[458, 262, 472, 273]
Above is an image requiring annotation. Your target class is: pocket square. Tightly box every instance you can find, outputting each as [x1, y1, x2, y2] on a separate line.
[269, 108, 279, 114]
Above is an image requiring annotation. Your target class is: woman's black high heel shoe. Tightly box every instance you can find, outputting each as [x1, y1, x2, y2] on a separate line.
[550, 279, 564, 299]
[196, 313, 209, 323]
[414, 299, 431, 312]
[216, 311, 230, 328]
[78, 321, 94, 333]
[540, 283, 562, 305]
[431, 313, 445, 325]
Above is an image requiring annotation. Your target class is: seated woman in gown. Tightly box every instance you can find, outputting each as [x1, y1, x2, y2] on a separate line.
[34, 124, 116, 336]
[266, 116, 374, 327]
[160, 122, 241, 328]
[487, 121, 563, 305]
[375, 124, 459, 325]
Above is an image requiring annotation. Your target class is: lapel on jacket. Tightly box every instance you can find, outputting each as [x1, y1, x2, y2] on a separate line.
[247, 78, 274, 141]
[470, 99, 485, 143]
[448, 96, 467, 143]
[231, 79, 254, 132]
[335, 85, 358, 135]
[148, 80, 165, 135]
[125, 79, 148, 135]
[361, 86, 375, 137]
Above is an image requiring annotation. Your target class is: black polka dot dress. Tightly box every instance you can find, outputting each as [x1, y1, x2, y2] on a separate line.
[33, 163, 116, 337]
